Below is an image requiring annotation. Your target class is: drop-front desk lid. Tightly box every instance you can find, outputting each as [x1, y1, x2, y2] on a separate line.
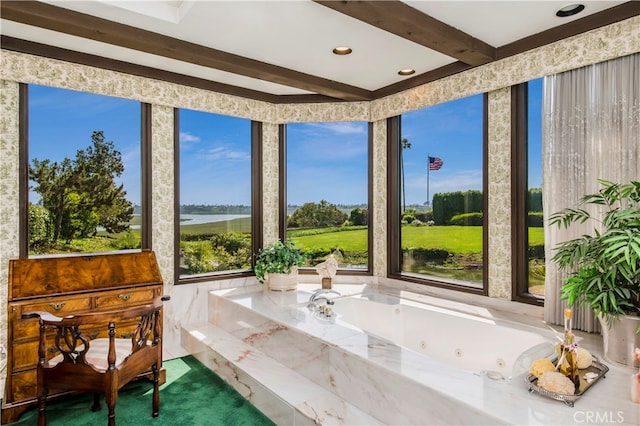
[8, 250, 163, 300]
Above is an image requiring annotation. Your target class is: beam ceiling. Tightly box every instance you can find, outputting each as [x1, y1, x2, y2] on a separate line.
[0, 0, 372, 101]
[314, 0, 496, 66]
[1, 1, 638, 103]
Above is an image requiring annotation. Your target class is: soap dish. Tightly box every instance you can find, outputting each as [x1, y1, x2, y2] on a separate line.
[526, 356, 609, 407]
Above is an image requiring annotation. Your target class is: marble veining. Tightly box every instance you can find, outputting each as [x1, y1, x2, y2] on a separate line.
[186, 283, 640, 425]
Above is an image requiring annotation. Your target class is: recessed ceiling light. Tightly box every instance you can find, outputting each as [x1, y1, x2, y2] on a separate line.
[398, 69, 416, 76]
[333, 47, 352, 55]
[555, 4, 585, 17]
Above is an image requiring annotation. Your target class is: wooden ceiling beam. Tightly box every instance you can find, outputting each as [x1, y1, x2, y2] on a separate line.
[0, 0, 372, 101]
[314, 0, 496, 66]
[373, 2, 640, 99]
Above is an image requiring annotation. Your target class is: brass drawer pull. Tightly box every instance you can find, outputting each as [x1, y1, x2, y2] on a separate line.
[120, 333, 133, 339]
[47, 347, 60, 354]
[118, 293, 132, 301]
[49, 302, 66, 311]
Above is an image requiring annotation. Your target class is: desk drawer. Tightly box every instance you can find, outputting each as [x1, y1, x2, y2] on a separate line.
[95, 287, 157, 309]
[7, 370, 37, 402]
[11, 340, 62, 372]
[18, 297, 91, 315]
[12, 297, 92, 340]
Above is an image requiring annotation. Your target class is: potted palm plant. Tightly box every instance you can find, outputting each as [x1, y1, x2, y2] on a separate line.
[550, 179, 640, 367]
[254, 239, 306, 291]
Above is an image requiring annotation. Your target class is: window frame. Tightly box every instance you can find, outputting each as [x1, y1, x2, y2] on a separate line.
[20, 84, 150, 258]
[174, 109, 262, 284]
[387, 94, 489, 295]
[511, 83, 544, 306]
[280, 121, 373, 276]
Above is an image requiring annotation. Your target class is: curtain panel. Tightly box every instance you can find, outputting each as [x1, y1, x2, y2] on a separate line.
[542, 53, 640, 332]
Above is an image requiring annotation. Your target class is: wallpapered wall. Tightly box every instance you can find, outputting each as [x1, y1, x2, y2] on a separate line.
[0, 15, 638, 396]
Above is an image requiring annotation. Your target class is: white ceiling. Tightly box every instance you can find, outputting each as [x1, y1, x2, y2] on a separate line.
[0, 0, 632, 100]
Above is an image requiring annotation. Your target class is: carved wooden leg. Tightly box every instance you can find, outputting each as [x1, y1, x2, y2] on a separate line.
[37, 386, 47, 426]
[91, 393, 102, 411]
[106, 390, 117, 426]
[152, 363, 160, 417]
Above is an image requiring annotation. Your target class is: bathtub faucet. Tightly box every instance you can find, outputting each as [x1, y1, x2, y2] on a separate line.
[307, 289, 341, 311]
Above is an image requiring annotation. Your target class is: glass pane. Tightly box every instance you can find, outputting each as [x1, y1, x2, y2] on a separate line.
[28, 85, 141, 255]
[400, 95, 484, 288]
[178, 109, 252, 277]
[527, 78, 545, 297]
[286, 122, 369, 270]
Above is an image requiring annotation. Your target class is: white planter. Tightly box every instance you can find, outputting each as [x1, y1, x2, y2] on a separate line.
[266, 266, 298, 291]
[599, 314, 640, 368]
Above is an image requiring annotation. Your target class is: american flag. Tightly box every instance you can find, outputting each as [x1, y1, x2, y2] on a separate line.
[429, 156, 443, 171]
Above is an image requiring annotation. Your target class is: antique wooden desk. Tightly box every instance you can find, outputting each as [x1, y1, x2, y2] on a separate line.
[2, 250, 165, 423]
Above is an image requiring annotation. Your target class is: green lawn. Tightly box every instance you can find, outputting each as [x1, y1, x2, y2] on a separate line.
[51, 219, 545, 260]
[291, 225, 544, 254]
[289, 228, 368, 251]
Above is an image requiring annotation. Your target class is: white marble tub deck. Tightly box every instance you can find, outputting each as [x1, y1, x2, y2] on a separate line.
[190, 283, 639, 425]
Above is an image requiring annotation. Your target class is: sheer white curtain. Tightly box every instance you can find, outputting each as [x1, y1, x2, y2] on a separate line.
[543, 53, 640, 332]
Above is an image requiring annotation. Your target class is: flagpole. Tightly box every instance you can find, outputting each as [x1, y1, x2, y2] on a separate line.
[427, 154, 430, 209]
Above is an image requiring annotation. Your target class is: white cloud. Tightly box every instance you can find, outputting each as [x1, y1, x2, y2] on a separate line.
[180, 131, 201, 143]
[204, 146, 250, 161]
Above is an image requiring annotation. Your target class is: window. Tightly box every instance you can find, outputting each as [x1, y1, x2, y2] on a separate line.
[390, 94, 487, 291]
[285, 122, 371, 272]
[25, 84, 143, 256]
[512, 79, 545, 304]
[177, 109, 255, 280]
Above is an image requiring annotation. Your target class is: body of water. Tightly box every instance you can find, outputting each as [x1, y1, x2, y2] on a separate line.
[124, 214, 249, 230]
[179, 214, 250, 225]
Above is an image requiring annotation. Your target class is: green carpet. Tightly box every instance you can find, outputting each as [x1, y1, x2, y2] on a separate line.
[9, 356, 275, 426]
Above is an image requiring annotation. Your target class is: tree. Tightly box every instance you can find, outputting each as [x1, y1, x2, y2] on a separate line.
[349, 207, 368, 226]
[30, 131, 133, 243]
[28, 204, 53, 251]
[288, 200, 348, 228]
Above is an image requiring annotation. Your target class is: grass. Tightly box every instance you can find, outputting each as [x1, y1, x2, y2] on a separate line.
[292, 225, 544, 254]
[289, 228, 368, 251]
[402, 225, 482, 253]
[40, 216, 545, 267]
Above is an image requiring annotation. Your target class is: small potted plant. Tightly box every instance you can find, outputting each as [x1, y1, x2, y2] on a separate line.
[254, 239, 306, 291]
[550, 179, 640, 367]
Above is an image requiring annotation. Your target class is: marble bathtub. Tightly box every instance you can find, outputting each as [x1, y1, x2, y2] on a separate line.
[332, 293, 553, 377]
[182, 283, 640, 425]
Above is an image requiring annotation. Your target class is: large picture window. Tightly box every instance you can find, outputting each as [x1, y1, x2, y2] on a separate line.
[512, 79, 545, 304]
[177, 109, 253, 279]
[26, 85, 143, 256]
[392, 94, 486, 290]
[527, 78, 545, 297]
[285, 122, 370, 271]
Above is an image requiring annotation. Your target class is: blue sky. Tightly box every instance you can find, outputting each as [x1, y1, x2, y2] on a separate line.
[29, 83, 542, 207]
[402, 94, 484, 205]
[179, 109, 251, 205]
[29, 85, 142, 204]
[528, 78, 544, 189]
[287, 122, 368, 205]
